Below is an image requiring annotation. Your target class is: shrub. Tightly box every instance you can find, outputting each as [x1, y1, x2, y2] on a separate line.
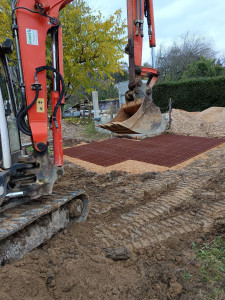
[153, 76, 225, 112]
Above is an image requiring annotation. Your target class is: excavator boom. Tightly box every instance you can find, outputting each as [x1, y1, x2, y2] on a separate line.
[13, 0, 72, 161]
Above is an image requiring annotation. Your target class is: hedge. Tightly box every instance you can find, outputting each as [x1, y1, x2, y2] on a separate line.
[152, 76, 225, 112]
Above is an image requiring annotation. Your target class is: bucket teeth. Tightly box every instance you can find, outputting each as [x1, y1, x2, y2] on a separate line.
[99, 123, 138, 134]
[98, 97, 167, 136]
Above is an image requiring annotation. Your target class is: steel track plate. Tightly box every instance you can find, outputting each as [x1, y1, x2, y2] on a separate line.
[0, 190, 88, 241]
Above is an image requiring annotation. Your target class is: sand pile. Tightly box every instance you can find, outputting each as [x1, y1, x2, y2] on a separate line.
[170, 107, 225, 138]
[198, 107, 225, 123]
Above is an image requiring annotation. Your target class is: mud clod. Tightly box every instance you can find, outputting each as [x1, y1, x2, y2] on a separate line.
[168, 281, 183, 298]
[104, 247, 131, 261]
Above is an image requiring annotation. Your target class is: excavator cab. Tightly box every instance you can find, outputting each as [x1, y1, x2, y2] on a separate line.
[99, 0, 167, 137]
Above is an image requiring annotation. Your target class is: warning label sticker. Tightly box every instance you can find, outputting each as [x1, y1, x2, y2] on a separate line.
[37, 98, 45, 113]
[26, 29, 38, 46]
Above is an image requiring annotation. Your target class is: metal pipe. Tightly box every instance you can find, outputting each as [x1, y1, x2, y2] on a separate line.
[51, 31, 57, 91]
[127, 0, 136, 81]
[140, 0, 142, 20]
[151, 47, 155, 68]
[140, 0, 144, 37]
[12, 12, 27, 119]
[137, 0, 140, 20]
[6, 191, 24, 198]
[0, 87, 11, 169]
[12, 14, 24, 88]
[135, 0, 140, 36]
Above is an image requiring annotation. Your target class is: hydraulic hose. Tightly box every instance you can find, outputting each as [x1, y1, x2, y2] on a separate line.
[144, 0, 152, 36]
[16, 66, 65, 135]
[35, 66, 65, 127]
[17, 86, 39, 136]
[12, 7, 60, 26]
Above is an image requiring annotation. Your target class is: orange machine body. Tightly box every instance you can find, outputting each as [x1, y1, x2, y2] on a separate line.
[127, 0, 157, 82]
[16, 0, 72, 165]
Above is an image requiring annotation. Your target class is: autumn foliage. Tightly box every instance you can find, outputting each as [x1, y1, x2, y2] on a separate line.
[0, 0, 126, 93]
[0, 0, 11, 44]
[60, 1, 126, 93]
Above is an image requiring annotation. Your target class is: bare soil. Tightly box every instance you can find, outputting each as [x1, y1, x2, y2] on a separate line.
[1, 107, 225, 300]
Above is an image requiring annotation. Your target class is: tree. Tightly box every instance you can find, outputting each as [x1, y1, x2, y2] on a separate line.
[156, 32, 217, 82]
[182, 56, 225, 79]
[0, 0, 126, 96]
[60, 1, 126, 94]
[221, 53, 225, 67]
[97, 82, 119, 100]
[0, 0, 11, 44]
[143, 62, 151, 67]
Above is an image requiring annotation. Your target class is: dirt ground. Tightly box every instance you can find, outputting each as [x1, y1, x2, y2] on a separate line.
[0, 107, 225, 300]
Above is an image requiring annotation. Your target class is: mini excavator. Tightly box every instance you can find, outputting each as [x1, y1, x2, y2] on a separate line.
[99, 0, 167, 136]
[0, 0, 89, 263]
[0, 0, 165, 263]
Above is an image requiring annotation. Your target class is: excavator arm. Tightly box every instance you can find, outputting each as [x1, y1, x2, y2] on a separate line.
[12, 0, 73, 164]
[99, 0, 167, 136]
[126, 0, 158, 84]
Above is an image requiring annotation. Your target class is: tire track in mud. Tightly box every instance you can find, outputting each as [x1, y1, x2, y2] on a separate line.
[93, 166, 225, 251]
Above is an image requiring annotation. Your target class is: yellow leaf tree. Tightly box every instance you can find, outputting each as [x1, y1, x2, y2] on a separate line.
[0, 0, 126, 94]
[0, 0, 11, 44]
[60, 1, 126, 94]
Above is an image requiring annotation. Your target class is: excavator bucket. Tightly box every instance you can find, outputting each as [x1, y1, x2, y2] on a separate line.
[98, 80, 167, 136]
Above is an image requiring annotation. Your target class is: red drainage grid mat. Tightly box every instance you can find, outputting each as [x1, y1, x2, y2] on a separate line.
[63, 134, 225, 168]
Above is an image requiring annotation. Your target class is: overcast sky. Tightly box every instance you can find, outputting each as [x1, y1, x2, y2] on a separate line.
[87, 0, 225, 64]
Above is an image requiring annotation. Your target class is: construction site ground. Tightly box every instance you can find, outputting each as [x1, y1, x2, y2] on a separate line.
[1, 107, 225, 300]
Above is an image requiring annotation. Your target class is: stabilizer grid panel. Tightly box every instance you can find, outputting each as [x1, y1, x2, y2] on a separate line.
[63, 135, 225, 167]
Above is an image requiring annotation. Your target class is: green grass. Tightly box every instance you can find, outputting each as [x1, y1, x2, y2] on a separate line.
[64, 116, 89, 125]
[26, 145, 34, 154]
[181, 270, 193, 280]
[64, 117, 111, 140]
[25, 145, 52, 155]
[83, 120, 111, 140]
[193, 237, 225, 283]
[192, 236, 225, 299]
